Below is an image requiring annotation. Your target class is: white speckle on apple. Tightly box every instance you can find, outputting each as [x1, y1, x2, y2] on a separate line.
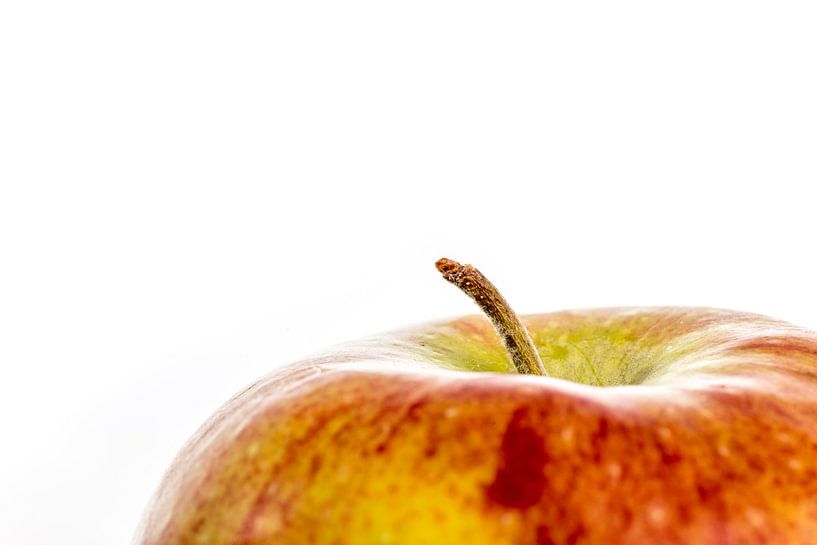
[444, 407, 459, 418]
[560, 427, 575, 445]
[606, 462, 622, 479]
[776, 432, 794, 444]
[717, 444, 730, 457]
[647, 503, 668, 526]
[247, 441, 260, 457]
[788, 458, 804, 471]
[657, 426, 673, 441]
[666, 345, 673, 351]
[263, 482, 279, 498]
[746, 507, 766, 528]
[501, 513, 515, 526]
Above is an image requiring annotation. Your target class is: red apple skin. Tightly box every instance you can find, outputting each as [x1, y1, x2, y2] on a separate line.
[133, 308, 817, 545]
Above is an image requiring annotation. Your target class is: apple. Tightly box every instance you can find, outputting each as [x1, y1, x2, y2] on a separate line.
[133, 259, 817, 545]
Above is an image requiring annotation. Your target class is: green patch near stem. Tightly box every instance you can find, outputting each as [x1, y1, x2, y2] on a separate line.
[417, 310, 705, 387]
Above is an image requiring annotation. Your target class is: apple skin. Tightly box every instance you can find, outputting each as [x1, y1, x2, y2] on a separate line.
[133, 308, 817, 545]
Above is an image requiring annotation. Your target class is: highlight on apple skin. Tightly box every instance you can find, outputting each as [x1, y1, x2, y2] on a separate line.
[133, 260, 817, 545]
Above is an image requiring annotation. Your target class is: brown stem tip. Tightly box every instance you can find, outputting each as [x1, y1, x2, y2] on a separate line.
[435, 258, 547, 376]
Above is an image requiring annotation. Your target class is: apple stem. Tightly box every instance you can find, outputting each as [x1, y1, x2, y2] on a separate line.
[435, 258, 547, 376]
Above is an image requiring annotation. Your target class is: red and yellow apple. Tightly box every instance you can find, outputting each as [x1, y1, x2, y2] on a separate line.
[133, 260, 817, 545]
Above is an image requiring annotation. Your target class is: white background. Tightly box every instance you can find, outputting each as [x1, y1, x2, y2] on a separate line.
[1, 2, 816, 544]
